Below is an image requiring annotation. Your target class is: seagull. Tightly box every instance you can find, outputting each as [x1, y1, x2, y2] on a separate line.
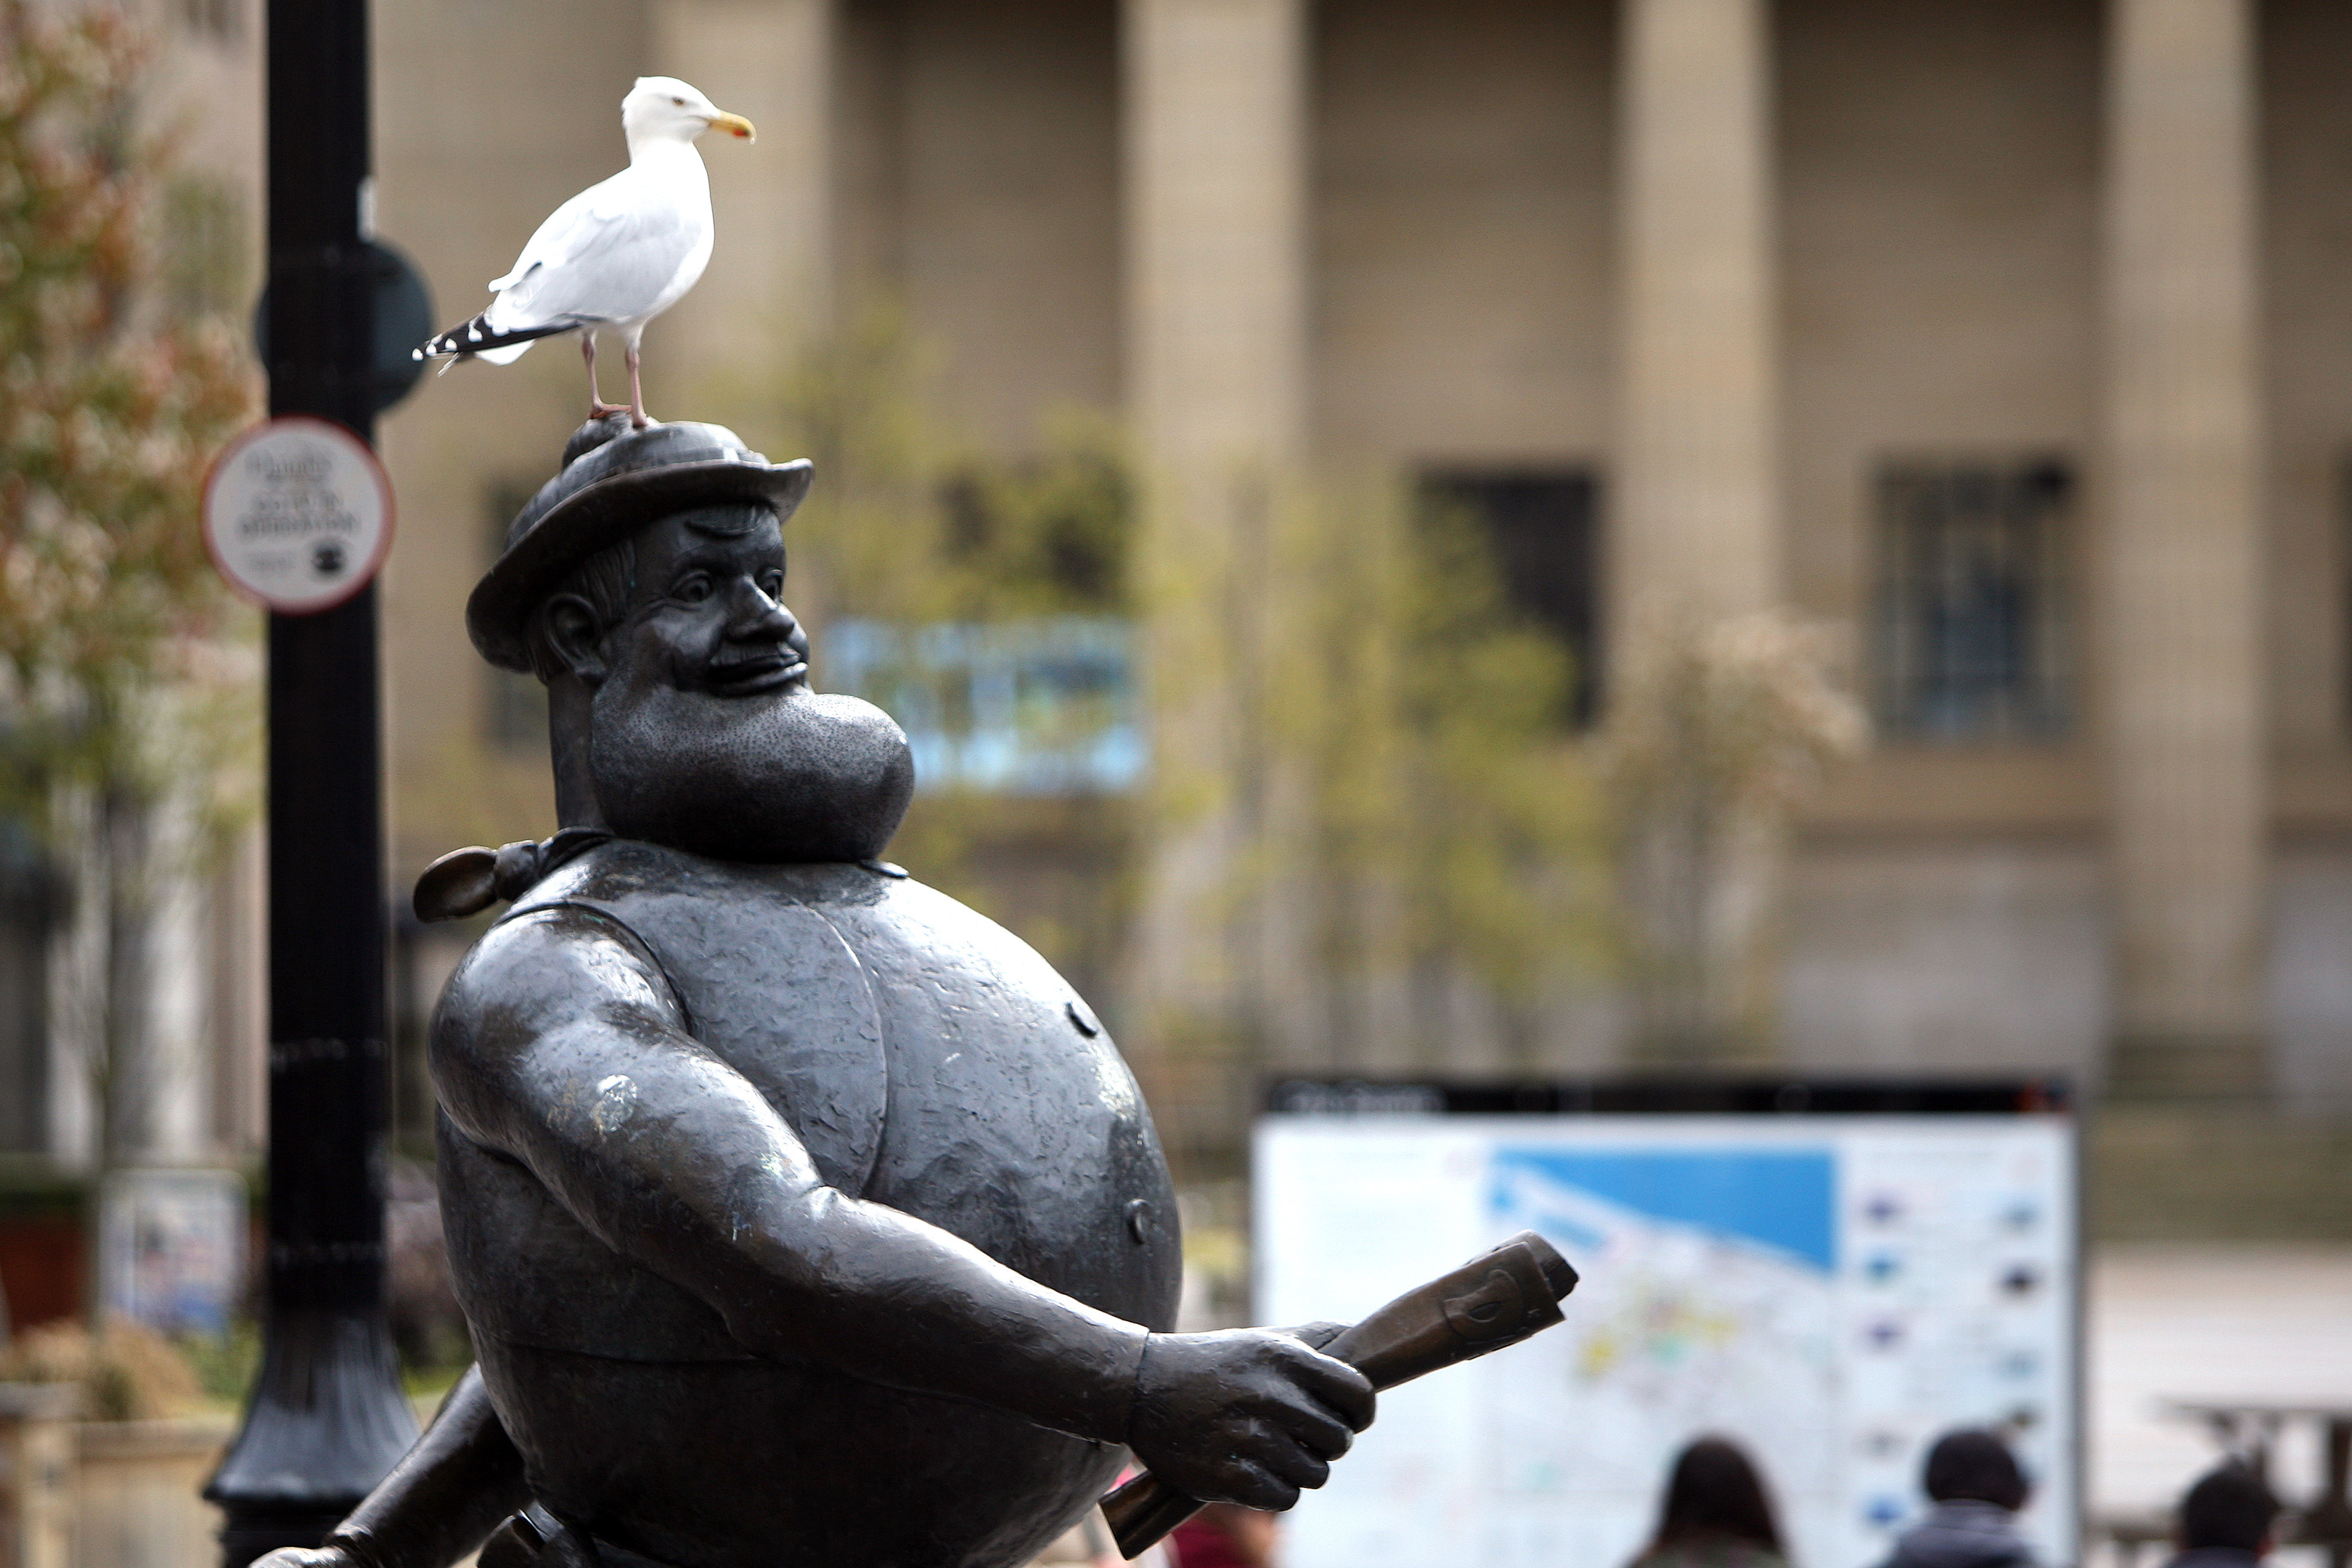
[414, 76, 756, 428]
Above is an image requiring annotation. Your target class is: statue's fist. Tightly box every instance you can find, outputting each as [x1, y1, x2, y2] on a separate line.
[1125, 1326, 1376, 1511]
[250, 1548, 362, 1568]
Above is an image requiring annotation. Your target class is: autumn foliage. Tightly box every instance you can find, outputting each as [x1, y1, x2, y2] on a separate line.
[0, 0, 261, 1188]
[0, 0, 257, 749]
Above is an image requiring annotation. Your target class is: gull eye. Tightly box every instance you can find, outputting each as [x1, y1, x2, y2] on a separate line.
[671, 97, 687, 107]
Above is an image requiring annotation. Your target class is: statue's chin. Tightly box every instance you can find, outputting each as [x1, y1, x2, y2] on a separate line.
[588, 685, 915, 864]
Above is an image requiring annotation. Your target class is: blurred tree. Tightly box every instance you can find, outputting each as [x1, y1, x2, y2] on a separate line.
[754, 306, 1133, 628]
[0, 0, 259, 1241]
[1176, 475, 1614, 1094]
[1601, 611, 1866, 1065]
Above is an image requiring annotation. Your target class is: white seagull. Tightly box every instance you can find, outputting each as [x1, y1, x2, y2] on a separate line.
[415, 76, 756, 428]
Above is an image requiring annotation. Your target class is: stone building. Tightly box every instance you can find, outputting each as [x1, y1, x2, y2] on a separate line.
[12, 0, 2338, 1236]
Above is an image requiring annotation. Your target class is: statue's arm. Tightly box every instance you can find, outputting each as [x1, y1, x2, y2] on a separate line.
[253, 1366, 526, 1568]
[331, 1366, 528, 1568]
[433, 904, 1153, 1442]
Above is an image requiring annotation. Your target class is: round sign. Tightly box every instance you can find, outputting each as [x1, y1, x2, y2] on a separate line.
[203, 417, 394, 614]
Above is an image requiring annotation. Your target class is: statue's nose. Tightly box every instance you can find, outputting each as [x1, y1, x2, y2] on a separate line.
[726, 579, 798, 642]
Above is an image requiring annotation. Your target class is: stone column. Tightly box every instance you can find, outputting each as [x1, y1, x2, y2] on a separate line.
[653, 0, 837, 380]
[1123, 0, 1310, 1149]
[1124, 0, 1308, 470]
[1614, 0, 1779, 635]
[2101, 0, 2266, 1097]
[1613, 0, 1784, 1063]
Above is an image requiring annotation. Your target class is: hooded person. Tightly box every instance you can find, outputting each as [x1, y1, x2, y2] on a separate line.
[256, 417, 1376, 1568]
[1879, 1429, 2039, 1568]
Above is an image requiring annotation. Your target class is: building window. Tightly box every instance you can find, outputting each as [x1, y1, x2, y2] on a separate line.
[822, 618, 1142, 796]
[1872, 459, 2073, 742]
[1417, 469, 1601, 724]
[483, 482, 549, 754]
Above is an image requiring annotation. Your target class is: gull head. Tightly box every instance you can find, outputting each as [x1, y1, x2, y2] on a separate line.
[622, 76, 757, 148]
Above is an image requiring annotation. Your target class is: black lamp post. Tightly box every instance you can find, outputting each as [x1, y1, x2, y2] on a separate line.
[203, 0, 421, 1561]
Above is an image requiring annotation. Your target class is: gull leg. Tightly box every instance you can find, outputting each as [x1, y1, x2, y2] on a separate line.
[583, 334, 629, 420]
[626, 346, 650, 429]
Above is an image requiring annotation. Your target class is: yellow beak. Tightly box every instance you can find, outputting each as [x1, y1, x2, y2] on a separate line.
[706, 111, 757, 143]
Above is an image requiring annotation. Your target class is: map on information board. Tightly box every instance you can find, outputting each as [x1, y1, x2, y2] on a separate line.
[1255, 1101, 2076, 1568]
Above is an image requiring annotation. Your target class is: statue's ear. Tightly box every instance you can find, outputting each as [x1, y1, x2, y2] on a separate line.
[542, 594, 611, 685]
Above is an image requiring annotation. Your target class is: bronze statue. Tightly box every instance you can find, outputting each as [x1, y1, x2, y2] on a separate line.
[256, 417, 1377, 1568]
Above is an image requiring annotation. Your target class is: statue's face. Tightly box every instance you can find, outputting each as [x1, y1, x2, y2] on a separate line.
[611, 509, 812, 698]
[574, 505, 915, 863]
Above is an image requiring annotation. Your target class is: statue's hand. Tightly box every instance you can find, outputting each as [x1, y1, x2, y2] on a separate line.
[1125, 1327, 1375, 1511]
[250, 1547, 362, 1568]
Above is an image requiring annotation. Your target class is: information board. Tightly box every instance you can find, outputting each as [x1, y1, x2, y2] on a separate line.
[1255, 1084, 2077, 1568]
[98, 1167, 248, 1337]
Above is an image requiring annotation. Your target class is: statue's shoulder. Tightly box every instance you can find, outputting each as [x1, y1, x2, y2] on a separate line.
[427, 855, 690, 1095]
[500, 833, 695, 916]
[495, 836, 902, 915]
[498, 836, 984, 943]
[496, 837, 899, 1195]
[483, 834, 1075, 1016]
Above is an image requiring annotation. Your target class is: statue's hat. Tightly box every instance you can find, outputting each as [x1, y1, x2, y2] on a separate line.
[467, 417, 814, 672]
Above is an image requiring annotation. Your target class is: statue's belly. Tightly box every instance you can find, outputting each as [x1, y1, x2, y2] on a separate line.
[438, 1015, 1178, 1356]
[438, 851, 1180, 1568]
[821, 872, 1179, 1317]
[475, 1339, 1124, 1568]
[448, 1088, 1148, 1568]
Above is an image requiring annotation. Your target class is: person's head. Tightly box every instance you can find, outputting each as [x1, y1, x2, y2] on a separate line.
[1923, 1429, 2030, 1512]
[1651, 1437, 1785, 1556]
[475, 420, 914, 863]
[2178, 1464, 2277, 1555]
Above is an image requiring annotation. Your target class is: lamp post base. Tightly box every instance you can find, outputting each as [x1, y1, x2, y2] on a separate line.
[205, 1306, 420, 1568]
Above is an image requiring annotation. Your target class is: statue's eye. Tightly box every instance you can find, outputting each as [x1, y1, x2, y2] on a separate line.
[675, 574, 714, 604]
[761, 571, 783, 598]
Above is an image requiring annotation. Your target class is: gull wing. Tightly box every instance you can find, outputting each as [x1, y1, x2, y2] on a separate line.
[481, 166, 705, 335]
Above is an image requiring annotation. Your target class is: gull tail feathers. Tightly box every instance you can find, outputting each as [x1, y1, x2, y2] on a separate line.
[415, 311, 581, 364]
[435, 340, 535, 375]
